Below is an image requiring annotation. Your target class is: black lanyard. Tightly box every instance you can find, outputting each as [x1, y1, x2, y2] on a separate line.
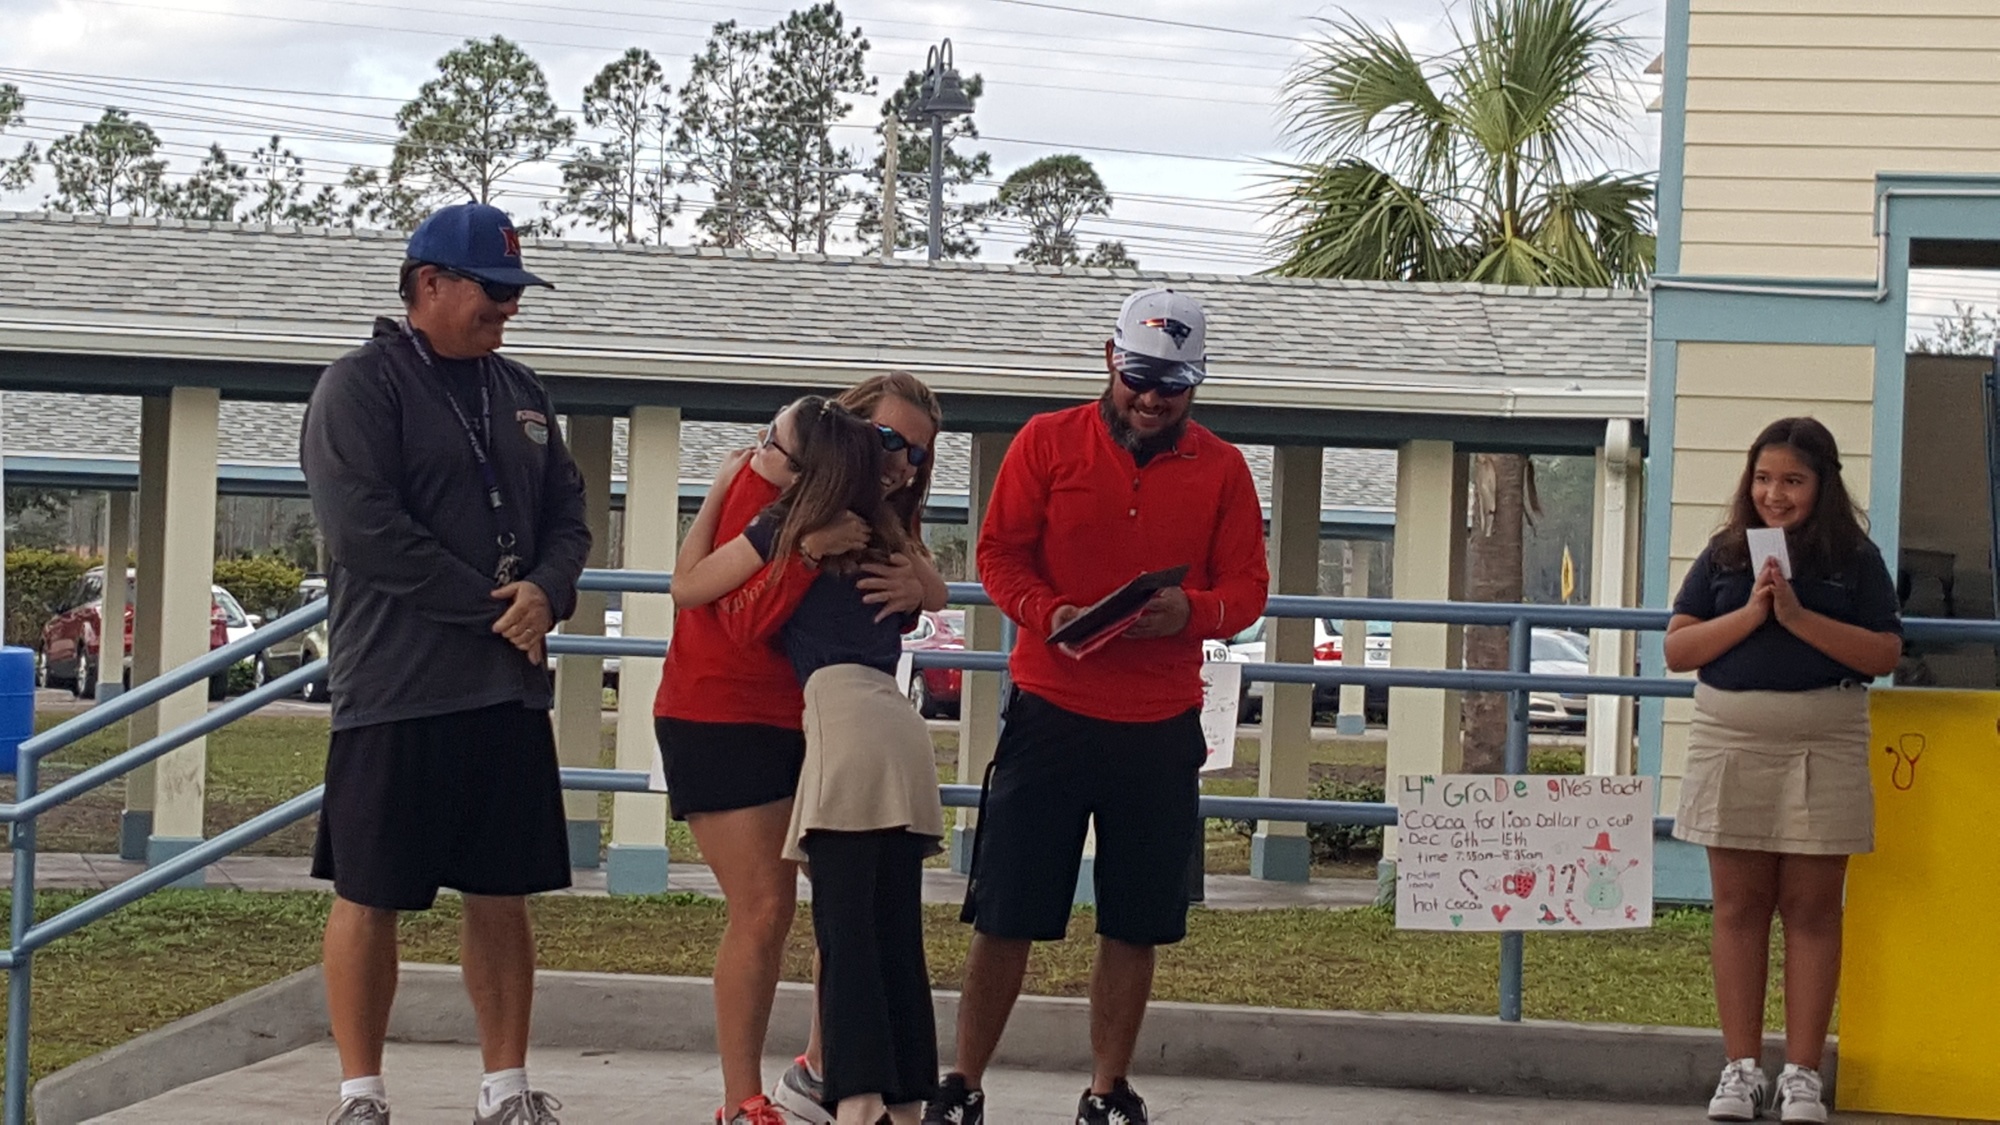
[403, 322, 523, 585]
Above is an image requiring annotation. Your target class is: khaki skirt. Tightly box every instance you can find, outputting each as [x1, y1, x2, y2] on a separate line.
[784, 664, 946, 863]
[1673, 682, 1873, 856]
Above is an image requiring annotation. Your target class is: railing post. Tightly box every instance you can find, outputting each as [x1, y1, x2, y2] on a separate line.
[1499, 616, 1532, 1024]
[6, 749, 37, 1125]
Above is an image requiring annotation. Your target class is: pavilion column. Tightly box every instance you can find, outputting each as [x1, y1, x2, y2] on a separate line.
[554, 413, 614, 868]
[140, 388, 221, 886]
[1252, 444, 1320, 882]
[606, 406, 677, 895]
[950, 430, 1012, 876]
[99, 491, 132, 704]
[1588, 419, 1642, 775]
[1336, 543, 1371, 736]
[122, 398, 170, 860]
[1383, 440, 1468, 875]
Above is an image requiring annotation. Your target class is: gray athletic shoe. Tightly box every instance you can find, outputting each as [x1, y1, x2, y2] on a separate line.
[771, 1056, 836, 1124]
[472, 1090, 562, 1124]
[328, 1095, 390, 1124]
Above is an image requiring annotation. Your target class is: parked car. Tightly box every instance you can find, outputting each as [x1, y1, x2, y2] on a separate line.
[255, 576, 331, 703]
[1528, 628, 1589, 731]
[903, 609, 964, 719]
[1226, 618, 1391, 723]
[39, 567, 231, 700]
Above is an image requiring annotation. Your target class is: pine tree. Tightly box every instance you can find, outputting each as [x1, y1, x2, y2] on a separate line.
[761, 2, 874, 253]
[559, 48, 678, 243]
[46, 108, 170, 215]
[386, 35, 574, 210]
[678, 21, 775, 248]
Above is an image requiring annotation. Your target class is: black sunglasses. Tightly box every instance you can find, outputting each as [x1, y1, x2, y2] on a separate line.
[1117, 370, 1195, 399]
[876, 424, 930, 467]
[436, 266, 525, 305]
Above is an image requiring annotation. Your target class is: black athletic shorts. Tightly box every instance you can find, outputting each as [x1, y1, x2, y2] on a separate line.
[311, 703, 571, 911]
[654, 715, 806, 821]
[961, 689, 1204, 946]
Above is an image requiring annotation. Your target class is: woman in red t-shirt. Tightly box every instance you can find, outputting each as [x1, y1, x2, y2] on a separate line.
[658, 373, 946, 1125]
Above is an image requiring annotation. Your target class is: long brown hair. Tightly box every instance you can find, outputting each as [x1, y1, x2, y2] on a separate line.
[834, 371, 941, 542]
[764, 396, 911, 575]
[1711, 416, 1869, 575]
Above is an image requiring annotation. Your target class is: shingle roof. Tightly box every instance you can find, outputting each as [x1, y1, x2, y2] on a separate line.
[2, 390, 1399, 510]
[0, 212, 1647, 405]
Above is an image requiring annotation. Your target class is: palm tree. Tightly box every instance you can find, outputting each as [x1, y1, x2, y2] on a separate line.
[1271, 0, 1655, 772]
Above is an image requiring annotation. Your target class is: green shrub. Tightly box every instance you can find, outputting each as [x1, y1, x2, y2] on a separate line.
[1529, 748, 1585, 775]
[1231, 776, 1388, 864]
[226, 659, 258, 697]
[5, 549, 97, 648]
[213, 554, 305, 619]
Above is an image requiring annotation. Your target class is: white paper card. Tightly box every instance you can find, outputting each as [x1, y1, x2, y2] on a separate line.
[1746, 527, 1792, 579]
[895, 651, 916, 697]
[1394, 774, 1655, 931]
[1198, 661, 1242, 772]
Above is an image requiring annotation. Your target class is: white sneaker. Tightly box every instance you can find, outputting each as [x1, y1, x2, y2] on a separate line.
[1707, 1058, 1769, 1121]
[1775, 1064, 1828, 1124]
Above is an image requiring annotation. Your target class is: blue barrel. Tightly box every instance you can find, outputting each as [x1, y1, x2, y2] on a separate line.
[0, 646, 36, 775]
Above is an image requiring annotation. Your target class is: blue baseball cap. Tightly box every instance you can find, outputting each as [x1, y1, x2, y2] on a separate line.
[405, 202, 552, 289]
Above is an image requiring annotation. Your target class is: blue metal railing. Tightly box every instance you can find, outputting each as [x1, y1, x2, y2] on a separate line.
[6, 570, 1997, 1120]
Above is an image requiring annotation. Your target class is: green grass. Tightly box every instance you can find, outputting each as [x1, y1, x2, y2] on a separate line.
[0, 889, 1769, 1091]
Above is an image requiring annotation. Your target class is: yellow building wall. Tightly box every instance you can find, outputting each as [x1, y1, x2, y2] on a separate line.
[1661, 343, 1875, 802]
[1681, 0, 2000, 278]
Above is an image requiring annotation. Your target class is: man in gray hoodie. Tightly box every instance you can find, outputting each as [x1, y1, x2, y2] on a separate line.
[302, 202, 590, 1125]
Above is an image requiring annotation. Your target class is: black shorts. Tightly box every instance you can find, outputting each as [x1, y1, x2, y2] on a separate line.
[311, 703, 572, 911]
[654, 716, 806, 821]
[961, 690, 1204, 946]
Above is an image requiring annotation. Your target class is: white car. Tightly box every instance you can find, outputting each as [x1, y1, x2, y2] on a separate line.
[1528, 628, 1589, 730]
[1225, 618, 1386, 721]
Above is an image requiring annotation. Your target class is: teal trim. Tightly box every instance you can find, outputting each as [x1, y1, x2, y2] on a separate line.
[605, 843, 669, 896]
[1653, 285, 1881, 346]
[1653, 837, 1713, 906]
[1637, 342, 1677, 782]
[1250, 832, 1311, 883]
[117, 810, 151, 862]
[1655, 0, 1690, 276]
[1334, 712, 1366, 736]
[566, 819, 601, 870]
[144, 836, 205, 890]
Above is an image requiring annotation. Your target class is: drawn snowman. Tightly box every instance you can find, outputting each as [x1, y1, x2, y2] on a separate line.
[1581, 832, 1639, 914]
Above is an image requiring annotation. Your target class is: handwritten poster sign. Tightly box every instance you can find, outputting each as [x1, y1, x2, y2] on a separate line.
[1395, 774, 1654, 932]
[1198, 661, 1242, 772]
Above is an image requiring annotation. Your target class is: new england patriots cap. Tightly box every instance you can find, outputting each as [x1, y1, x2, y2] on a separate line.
[405, 202, 552, 289]
[1112, 287, 1207, 387]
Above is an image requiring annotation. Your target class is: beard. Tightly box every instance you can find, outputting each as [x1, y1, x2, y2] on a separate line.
[1099, 389, 1189, 462]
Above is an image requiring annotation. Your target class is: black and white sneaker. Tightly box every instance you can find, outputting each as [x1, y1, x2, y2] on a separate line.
[921, 1073, 984, 1125]
[1076, 1078, 1148, 1125]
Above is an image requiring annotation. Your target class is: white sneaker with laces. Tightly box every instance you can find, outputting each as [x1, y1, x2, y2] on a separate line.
[1707, 1058, 1769, 1122]
[1775, 1064, 1828, 1124]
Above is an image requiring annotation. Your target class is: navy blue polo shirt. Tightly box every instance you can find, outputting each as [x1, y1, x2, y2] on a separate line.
[1672, 538, 1901, 692]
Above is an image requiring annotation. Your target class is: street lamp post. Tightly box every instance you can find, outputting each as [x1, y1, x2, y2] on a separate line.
[915, 38, 974, 262]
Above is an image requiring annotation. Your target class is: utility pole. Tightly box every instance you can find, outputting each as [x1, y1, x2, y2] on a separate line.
[882, 113, 899, 260]
[926, 114, 944, 262]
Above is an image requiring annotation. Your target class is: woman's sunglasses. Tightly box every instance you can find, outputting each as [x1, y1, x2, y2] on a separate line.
[758, 425, 803, 474]
[877, 424, 930, 467]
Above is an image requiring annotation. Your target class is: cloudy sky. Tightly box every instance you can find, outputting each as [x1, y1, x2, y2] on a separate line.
[1, 0, 1669, 275]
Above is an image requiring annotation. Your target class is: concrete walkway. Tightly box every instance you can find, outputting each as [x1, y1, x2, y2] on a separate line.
[85, 1042, 1745, 1124]
[4, 852, 1383, 910]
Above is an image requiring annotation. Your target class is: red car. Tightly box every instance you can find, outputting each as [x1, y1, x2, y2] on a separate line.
[40, 567, 233, 700]
[902, 609, 964, 719]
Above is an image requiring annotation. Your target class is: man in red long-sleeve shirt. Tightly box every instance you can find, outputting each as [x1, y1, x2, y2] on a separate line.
[924, 289, 1268, 1125]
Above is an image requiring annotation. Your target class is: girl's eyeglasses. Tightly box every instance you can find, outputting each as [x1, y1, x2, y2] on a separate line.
[877, 425, 930, 467]
[758, 425, 803, 474]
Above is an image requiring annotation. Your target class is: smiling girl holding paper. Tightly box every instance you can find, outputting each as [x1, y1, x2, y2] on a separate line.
[1664, 417, 1903, 1124]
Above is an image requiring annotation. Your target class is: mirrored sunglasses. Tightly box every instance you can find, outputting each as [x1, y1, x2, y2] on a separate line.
[877, 424, 930, 467]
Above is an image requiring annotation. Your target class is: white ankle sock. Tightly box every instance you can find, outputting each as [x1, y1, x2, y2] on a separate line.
[479, 1068, 528, 1113]
[340, 1076, 386, 1103]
